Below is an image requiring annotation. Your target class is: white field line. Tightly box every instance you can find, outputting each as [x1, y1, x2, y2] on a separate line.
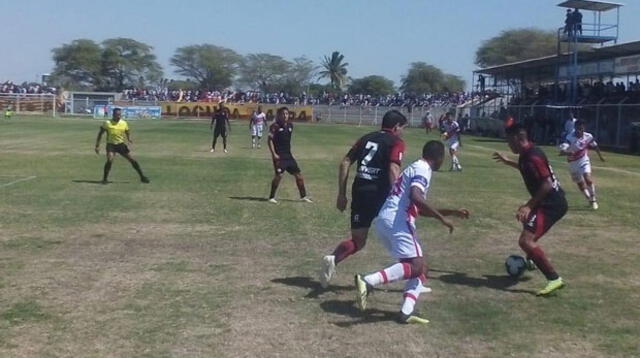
[0, 176, 37, 188]
[465, 144, 640, 177]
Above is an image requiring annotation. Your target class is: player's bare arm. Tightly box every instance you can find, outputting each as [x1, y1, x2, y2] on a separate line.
[409, 186, 455, 233]
[389, 162, 401, 188]
[493, 152, 518, 169]
[268, 133, 279, 161]
[226, 116, 231, 134]
[336, 156, 354, 211]
[594, 146, 605, 161]
[437, 208, 471, 219]
[126, 129, 133, 145]
[517, 176, 553, 222]
[95, 127, 105, 154]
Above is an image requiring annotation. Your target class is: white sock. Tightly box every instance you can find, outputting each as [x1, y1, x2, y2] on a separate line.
[589, 184, 596, 200]
[401, 278, 423, 315]
[364, 262, 411, 287]
[582, 188, 591, 201]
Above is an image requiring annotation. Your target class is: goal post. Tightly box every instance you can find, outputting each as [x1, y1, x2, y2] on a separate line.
[0, 93, 57, 117]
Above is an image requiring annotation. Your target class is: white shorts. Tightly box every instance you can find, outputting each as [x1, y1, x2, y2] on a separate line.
[251, 123, 264, 137]
[568, 156, 591, 182]
[447, 138, 459, 151]
[374, 218, 423, 259]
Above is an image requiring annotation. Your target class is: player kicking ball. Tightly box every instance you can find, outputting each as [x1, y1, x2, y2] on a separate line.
[559, 120, 605, 210]
[267, 107, 312, 204]
[320, 110, 408, 289]
[95, 108, 150, 184]
[493, 124, 567, 296]
[354, 141, 469, 324]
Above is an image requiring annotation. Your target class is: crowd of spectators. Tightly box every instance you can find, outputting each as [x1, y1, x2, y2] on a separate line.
[510, 78, 640, 105]
[121, 87, 479, 108]
[1, 81, 57, 95]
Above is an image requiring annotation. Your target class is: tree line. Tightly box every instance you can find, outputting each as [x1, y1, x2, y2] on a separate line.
[51, 28, 560, 95]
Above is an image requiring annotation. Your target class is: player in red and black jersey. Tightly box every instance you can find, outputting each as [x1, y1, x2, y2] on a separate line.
[493, 124, 568, 296]
[267, 107, 311, 203]
[319, 110, 408, 289]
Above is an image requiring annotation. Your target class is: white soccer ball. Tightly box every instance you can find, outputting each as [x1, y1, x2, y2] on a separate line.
[558, 143, 570, 151]
[505, 255, 526, 279]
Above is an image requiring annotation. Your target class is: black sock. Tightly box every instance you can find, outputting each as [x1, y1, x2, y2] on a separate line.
[131, 160, 145, 178]
[103, 161, 112, 181]
[269, 179, 279, 199]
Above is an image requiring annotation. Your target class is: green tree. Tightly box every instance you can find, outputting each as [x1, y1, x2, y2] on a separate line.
[171, 44, 242, 90]
[318, 51, 349, 90]
[280, 56, 317, 95]
[348, 75, 395, 96]
[101, 38, 163, 91]
[475, 28, 557, 68]
[401, 62, 465, 94]
[51, 39, 104, 90]
[238, 53, 291, 93]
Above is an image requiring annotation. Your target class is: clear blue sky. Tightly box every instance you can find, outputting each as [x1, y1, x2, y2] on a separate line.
[2, 0, 639, 88]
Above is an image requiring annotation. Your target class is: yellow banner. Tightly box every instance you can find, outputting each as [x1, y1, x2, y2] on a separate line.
[158, 102, 313, 121]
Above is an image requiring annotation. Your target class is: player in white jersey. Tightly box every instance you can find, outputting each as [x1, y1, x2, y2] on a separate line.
[354, 141, 469, 324]
[559, 120, 605, 209]
[442, 112, 462, 171]
[250, 106, 267, 149]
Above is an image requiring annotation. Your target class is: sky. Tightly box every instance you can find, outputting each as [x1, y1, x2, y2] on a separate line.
[1, 0, 639, 89]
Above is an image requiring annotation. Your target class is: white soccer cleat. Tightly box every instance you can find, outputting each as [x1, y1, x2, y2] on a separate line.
[268, 198, 278, 204]
[300, 196, 313, 203]
[591, 201, 599, 210]
[224, 149, 228, 153]
[319, 255, 336, 289]
[210, 148, 215, 153]
[418, 286, 432, 294]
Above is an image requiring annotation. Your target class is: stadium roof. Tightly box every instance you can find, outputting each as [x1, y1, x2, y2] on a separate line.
[475, 40, 640, 77]
[557, 0, 624, 12]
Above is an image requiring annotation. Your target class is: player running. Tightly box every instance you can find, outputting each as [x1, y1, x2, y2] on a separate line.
[354, 141, 469, 324]
[250, 106, 267, 149]
[267, 107, 311, 204]
[210, 103, 230, 153]
[319, 110, 408, 289]
[442, 112, 462, 171]
[94, 108, 150, 184]
[493, 124, 568, 296]
[559, 120, 605, 210]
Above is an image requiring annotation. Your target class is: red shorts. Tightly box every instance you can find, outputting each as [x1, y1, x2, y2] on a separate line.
[523, 201, 568, 239]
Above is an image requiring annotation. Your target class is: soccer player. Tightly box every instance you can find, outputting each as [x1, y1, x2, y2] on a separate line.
[210, 103, 230, 153]
[94, 108, 150, 184]
[423, 110, 433, 134]
[354, 141, 469, 324]
[267, 107, 311, 203]
[250, 106, 266, 149]
[493, 124, 568, 296]
[559, 120, 605, 209]
[442, 112, 462, 171]
[319, 110, 408, 289]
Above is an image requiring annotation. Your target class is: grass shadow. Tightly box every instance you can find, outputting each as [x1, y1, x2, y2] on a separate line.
[320, 299, 398, 327]
[430, 268, 535, 295]
[72, 179, 130, 184]
[229, 196, 306, 203]
[271, 276, 351, 298]
[472, 138, 506, 143]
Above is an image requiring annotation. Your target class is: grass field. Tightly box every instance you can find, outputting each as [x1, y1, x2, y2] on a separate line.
[1, 116, 639, 358]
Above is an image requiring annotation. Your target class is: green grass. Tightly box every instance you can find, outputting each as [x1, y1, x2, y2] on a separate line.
[0, 116, 639, 357]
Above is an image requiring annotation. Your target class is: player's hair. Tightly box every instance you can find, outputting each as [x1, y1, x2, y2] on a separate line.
[574, 119, 585, 128]
[505, 123, 528, 139]
[422, 140, 444, 160]
[381, 110, 408, 129]
[277, 107, 289, 116]
[113, 108, 121, 112]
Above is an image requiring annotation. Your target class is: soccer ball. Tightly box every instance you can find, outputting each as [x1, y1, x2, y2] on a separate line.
[505, 255, 526, 279]
[558, 143, 570, 151]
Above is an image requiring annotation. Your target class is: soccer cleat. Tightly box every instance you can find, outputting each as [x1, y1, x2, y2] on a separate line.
[591, 201, 599, 210]
[224, 149, 228, 153]
[257, 144, 261, 149]
[101, 179, 109, 185]
[319, 255, 336, 289]
[210, 148, 215, 153]
[268, 198, 278, 204]
[140, 176, 150, 184]
[354, 274, 371, 311]
[418, 286, 432, 294]
[398, 312, 429, 325]
[300, 196, 313, 203]
[537, 277, 565, 296]
[526, 259, 537, 271]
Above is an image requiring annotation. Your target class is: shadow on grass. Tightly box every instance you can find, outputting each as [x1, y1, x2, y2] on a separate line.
[271, 276, 351, 298]
[472, 138, 506, 143]
[72, 179, 130, 184]
[430, 268, 536, 295]
[229, 196, 305, 203]
[319, 299, 398, 327]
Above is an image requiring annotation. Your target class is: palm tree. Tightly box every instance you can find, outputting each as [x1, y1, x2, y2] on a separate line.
[318, 51, 349, 91]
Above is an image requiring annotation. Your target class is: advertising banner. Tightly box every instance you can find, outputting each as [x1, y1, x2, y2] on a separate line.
[94, 105, 162, 120]
[159, 102, 314, 121]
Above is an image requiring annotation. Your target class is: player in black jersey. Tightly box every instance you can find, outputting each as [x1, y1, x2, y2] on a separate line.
[319, 110, 408, 288]
[210, 103, 230, 153]
[267, 107, 311, 203]
[493, 124, 568, 296]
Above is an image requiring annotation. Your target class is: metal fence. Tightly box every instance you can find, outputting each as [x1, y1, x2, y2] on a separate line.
[470, 102, 640, 152]
[312, 104, 455, 127]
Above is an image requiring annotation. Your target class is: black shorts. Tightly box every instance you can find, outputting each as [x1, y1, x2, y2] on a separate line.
[350, 191, 387, 229]
[523, 199, 568, 239]
[274, 158, 301, 175]
[106, 143, 130, 155]
[213, 127, 227, 138]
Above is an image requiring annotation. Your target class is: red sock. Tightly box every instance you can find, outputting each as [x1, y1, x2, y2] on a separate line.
[528, 246, 559, 280]
[333, 238, 357, 264]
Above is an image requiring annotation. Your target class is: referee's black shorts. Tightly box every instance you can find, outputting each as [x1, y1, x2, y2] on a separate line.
[106, 143, 130, 155]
